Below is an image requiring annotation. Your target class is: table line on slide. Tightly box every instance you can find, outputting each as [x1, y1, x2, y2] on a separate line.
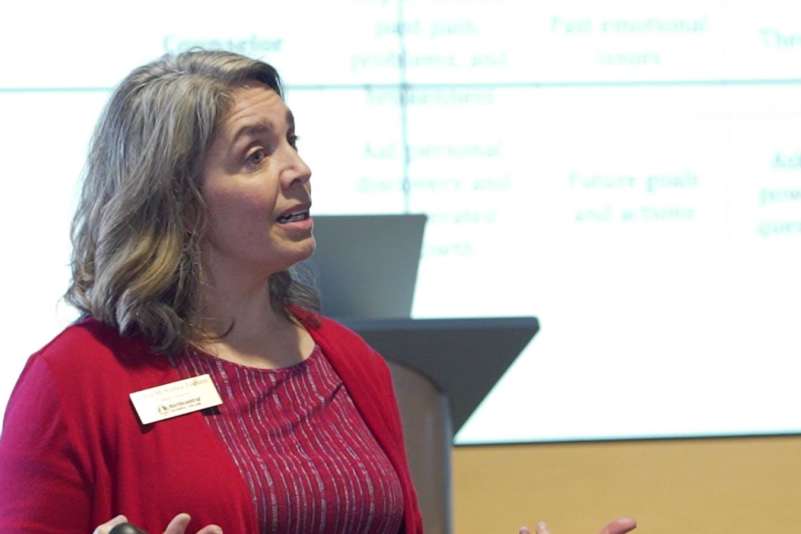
[396, 0, 412, 214]
[3, 78, 801, 94]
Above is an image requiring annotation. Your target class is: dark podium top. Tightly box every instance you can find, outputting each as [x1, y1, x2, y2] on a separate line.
[342, 317, 539, 435]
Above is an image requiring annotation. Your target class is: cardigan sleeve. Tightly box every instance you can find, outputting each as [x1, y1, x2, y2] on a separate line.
[0, 355, 93, 534]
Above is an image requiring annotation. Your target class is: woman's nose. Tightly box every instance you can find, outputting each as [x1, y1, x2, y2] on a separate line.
[281, 148, 312, 190]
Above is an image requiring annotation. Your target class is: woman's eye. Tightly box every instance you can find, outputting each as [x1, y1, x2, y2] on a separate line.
[246, 149, 266, 167]
[288, 134, 299, 149]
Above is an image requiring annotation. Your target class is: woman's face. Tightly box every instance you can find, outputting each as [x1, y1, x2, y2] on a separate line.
[199, 83, 314, 279]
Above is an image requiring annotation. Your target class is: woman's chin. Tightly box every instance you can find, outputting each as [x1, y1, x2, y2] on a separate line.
[279, 236, 316, 270]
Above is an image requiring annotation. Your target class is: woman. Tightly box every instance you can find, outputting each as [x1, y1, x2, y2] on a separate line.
[0, 50, 420, 534]
[0, 50, 635, 534]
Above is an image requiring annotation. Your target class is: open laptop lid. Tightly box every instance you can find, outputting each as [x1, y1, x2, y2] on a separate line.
[304, 214, 427, 320]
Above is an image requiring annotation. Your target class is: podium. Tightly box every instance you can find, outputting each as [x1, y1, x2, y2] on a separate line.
[343, 317, 539, 534]
[343, 317, 539, 434]
[309, 214, 539, 533]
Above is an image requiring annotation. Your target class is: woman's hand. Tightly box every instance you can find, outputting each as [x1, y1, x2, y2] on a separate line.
[93, 513, 223, 534]
[519, 517, 637, 534]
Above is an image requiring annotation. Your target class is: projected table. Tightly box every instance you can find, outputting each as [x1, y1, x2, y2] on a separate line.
[2, 1, 801, 443]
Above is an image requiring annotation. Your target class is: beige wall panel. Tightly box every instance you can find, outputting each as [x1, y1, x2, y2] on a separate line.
[453, 437, 801, 534]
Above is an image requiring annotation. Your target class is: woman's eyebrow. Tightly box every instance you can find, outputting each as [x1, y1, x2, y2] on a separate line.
[231, 110, 294, 145]
[231, 121, 275, 145]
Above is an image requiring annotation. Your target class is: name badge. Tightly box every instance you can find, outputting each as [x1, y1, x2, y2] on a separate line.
[130, 374, 223, 424]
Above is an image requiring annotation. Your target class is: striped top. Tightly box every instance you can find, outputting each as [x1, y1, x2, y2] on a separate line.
[175, 345, 405, 534]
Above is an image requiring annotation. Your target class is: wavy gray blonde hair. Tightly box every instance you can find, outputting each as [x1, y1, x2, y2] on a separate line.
[66, 50, 319, 355]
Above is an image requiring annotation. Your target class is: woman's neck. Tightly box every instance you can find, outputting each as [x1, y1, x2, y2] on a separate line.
[197, 262, 311, 369]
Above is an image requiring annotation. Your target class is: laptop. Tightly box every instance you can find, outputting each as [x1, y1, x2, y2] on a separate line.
[302, 214, 427, 319]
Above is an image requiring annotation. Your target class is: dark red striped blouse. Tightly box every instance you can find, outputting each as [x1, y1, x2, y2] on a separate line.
[176, 345, 405, 534]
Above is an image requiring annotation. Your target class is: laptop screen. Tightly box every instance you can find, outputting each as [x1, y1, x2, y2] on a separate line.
[303, 214, 427, 319]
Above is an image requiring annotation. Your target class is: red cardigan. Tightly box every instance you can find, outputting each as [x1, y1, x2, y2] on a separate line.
[0, 311, 423, 534]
